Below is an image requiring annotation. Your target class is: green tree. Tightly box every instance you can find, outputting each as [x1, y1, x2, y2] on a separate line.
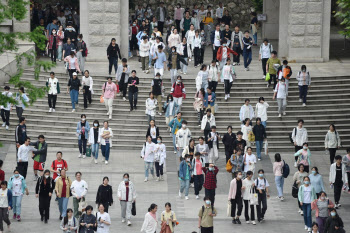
[252, 0, 263, 13]
[335, 0, 350, 37]
[0, 0, 54, 109]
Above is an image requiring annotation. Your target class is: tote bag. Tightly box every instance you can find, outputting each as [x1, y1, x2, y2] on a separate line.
[249, 188, 258, 205]
[227, 201, 232, 217]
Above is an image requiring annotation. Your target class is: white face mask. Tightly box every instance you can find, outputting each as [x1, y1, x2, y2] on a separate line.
[182, 124, 187, 129]
[237, 175, 242, 179]
[186, 158, 190, 162]
[45, 175, 49, 179]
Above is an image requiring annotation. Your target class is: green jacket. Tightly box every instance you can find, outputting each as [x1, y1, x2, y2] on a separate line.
[298, 185, 317, 203]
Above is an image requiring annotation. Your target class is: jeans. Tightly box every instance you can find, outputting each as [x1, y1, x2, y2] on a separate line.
[172, 134, 177, 152]
[155, 162, 163, 177]
[193, 174, 204, 195]
[255, 141, 263, 159]
[299, 85, 308, 104]
[58, 197, 69, 217]
[101, 143, 110, 161]
[48, 94, 57, 109]
[173, 97, 182, 114]
[170, 69, 177, 85]
[108, 57, 118, 75]
[243, 50, 252, 68]
[147, 115, 155, 124]
[180, 179, 190, 196]
[244, 199, 255, 221]
[0, 109, 10, 126]
[91, 143, 99, 159]
[57, 45, 63, 60]
[180, 57, 188, 73]
[201, 82, 208, 92]
[78, 139, 87, 155]
[253, 32, 258, 44]
[69, 90, 79, 109]
[302, 203, 312, 228]
[83, 86, 91, 109]
[16, 106, 23, 119]
[256, 191, 267, 221]
[261, 58, 268, 75]
[144, 161, 154, 178]
[219, 58, 227, 71]
[205, 188, 216, 205]
[262, 121, 267, 128]
[275, 176, 284, 197]
[277, 98, 287, 114]
[231, 197, 243, 217]
[12, 195, 23, 215]
[128, 91, 138, 109]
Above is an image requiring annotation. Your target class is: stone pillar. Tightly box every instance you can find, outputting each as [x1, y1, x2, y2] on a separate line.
[13, 2, 30, 33]
[80, 0, 128, 62]
[262, 0, 280, 40]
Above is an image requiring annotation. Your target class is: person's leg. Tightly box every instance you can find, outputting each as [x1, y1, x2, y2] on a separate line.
[69, 90, 75, 109]
[128, 92, 133, 109]
[256, 193, 262, 221]
[83, 139, 87, 155]
[282, 98, 287, 114]
[306, 204, 312, 228]
[159, 164, 163, 176]
[62, 198, 69, 217]
[244, 200, 249, 221]
[281, 176, 284, 196]
[193, 175, 199, 195]
[133, 92, 138, 108]
[275, 176, 282, 197]
[23, 162, 28, 179]
[3, 207, 11, 228]
[126, 201, 132, 220]
[243, 51, 248, 68]
[237, 197, 243, 218]
[247, 51, 252, 67]
[184, 179, 190, 196]
[16, 195, 22, 216]
[155, 162, 159, 177]
[73, 197, 79, 218]
[120, 201, 126, 219]
[108, 57, 113, 75]
[329, 148, 336, 164]
[334, 181, 343, 204]
[262, 58, 267, 75]
[302, 203, 308, 226]
[303, 86, 308, 104]
[256, 141, 261, 159]
[253, 33, 258, 45]
[105, 143, 110, 161]
[183, 57, 188, 73]
[276, 98, 282, 114]
[83, 87, 88, 109]
[141, 56, 145, 71]
[57, 197, 63, 216]
[144, 161, 150, 178]
[78, 139, 83, 155]
[262, 121, 267, 128]
[113, 57, 118, 74]
[101, 145, 106, 159]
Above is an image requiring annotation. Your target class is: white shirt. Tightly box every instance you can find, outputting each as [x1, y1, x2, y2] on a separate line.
[186, 30, 196, 45]
[150, 127, 157, 139]
[154, 143, 166, 165]
[193, 36, 201, 48]
[159, 7, 165, 22]
[255, 177, 270, 190]
[0, 189, 8, 207]
[208, 65, 219, 82]
[1, 91, 13, 110]
[241, 125, 252, 141]
[216, 7, 224, 18]
[71, 180, 88, 198]
[303, 185, 312, 203]
[209, 132, 217, 142]
[168, 101, 174, 116]
[69, 57, 76, 68]
[145, 98, 157, 116]
[274, 82, 287, 98]
[260, 43, 272, 59]
[12, 178, 23, 196]
[244, 153, 257, 172]
[242, 178, 255, 200]
[96, 212, 111, 233]
[17, 144, 37, 162]
[255, 102, 269, 122]
[141, 142, 156, 162]
[214, 31, 221, 46]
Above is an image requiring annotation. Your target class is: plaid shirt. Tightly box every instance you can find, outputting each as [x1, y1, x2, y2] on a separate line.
[202, 166, 219, 189]
[48, 35, 59, 50]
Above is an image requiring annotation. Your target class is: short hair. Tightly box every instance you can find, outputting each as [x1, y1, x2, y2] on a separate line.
[198, 136, 204, 141]
[157, 136, 162, 140]
[303, 142, 308, 146]
[81, 114, 86, 118]
[244, 30, 250, 33]
[157, 45, 163, 49]
[263, 38, 269, 43]
[85, 205, 93, 211]
[335, 155, 342, 161]
[206, 108, 212, 113]
[70, 51, 75, 56]
[75, 171, 82, 176]
[256, 117, 261, 122]
[38, 135, 45, 139]
[131, 70, 136, 73]
[258, 169, 265, 174]
[227, 126, 232, 130]
[298, 119, 304, 124]
[275, 153, 281, 162]
[107, 77, 112, 80]
[312, 222, 319, 228]
[50, 71, 55, 75]
[303, 176, 310, 181]
[237, 131, 243, 135]
[283, 60, 288, 65]
[122, 58, 127, 63]
[182, 120, 188, 124]
[0, 181, 7, 187]
[271, 50, 277, 55]
[4, 86, 10, 90]
[195, 152, 201, 156]
[246, 171, 253, 176]
[103, 176, 109, 182]
[203, 196, 210, 201]
[19, 117, 25, 123]
[244, 99, 250, 103]
[57, 151, 63, 156]
[259, 97, 265, 102]
[211, 126, 216, 129]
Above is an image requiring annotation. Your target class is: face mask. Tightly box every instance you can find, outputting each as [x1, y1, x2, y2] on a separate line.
[45, 175, 49, 179]
[331, 212, 336, 217]
[303, 146, 307, 150]
[182, 124, 187, 129]
[209, 167, 214, 171]
[201, 32, 204, 35]
[52, 31, 56, 34]
[172, 50, 175, 53]
[304, 181, 310, 185]
[176, 80, 181, 83]
[77, 38, 80, 41]
[151, 36, 154, 39]
[157, 140, 161, 144]
[186, 158, 190, 162]
[205, 200, 211, 205]
[14, 174, 19, 178]
[320, 196, 325, 200]
[311, 170, 316, 175]
[259, 174, 264, 178]
[237, 175, 242, 179]
[222, 44, 226, 47]
[133, 23, 136, 26]
[302, 69, 306, 72]
[67, 27, 73, 31]
[94, 123, 98, 127]
[123, 178, 129, 182]
[81, 118, 86, 122]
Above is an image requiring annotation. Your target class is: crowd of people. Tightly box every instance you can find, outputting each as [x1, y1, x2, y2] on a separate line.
[0, 1, 349, 233]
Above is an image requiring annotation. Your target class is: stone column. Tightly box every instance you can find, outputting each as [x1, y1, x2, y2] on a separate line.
[262, 0, 280, 40]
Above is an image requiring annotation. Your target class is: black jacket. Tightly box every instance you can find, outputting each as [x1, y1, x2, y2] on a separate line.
[167, 53, 188, 70]
[222, 133, 236, 154]
[96, 184, 113, 206]
[324, 215, 344, 233]
[253, 124, 266, 141]
[146, 126, 160, 139]
[107, 43, 122, 59]
[30, 141, 48, 163]
[64, 29, 77, 44]
[35, 176, 54, 196]
[207, 132, 220, 149]
[15, 124, 27, 145]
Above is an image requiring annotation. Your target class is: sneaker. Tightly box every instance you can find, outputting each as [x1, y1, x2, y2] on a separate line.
[106, 112, 110, 115]
[78, 154, 82, 158]
[247, 67, 250, 71]
[236, 218, 241, 224]
[127, 220, 131, 226]
[299, 98, 302, 102]
[185, 196, 189, 200]
[183, 73, 187, 75]
[246, 221, 250, 224]
[12, 214, 16, 219]
[1, 123, 5, 127]
[232, 219, 237, 224]
[190, 183, 194, 188]
[158, 112, 162, 116]
[224, 95, 228, 100]
[5, 126, 9, 130]
[179, 190, 182, 198]
[266, 84, 269, 88]
[307, 228, 311, 232]
[196, 195, 199, 199]
[122, 218, 126, 223]
[160, 175, 164, 181]
[94, 159, 98, 164]
[283, 112, 286, 116]
[109, 115, 112, 120]
[302, 103, 306, 107]
[33, 175, 37, 181]
[72, 109, 75, 112]
[16, 215, 21, 221]
[300, 211, 304, 216]
[252, 221, 256, 225]
[278, 114, 282, 118]
[276, 196, 281, 200]
[146, 70, 149, 74]
[156, 177, 159, 182]
[281, 196, 285, 201]
[258, 158, 261, 161]
[244, 68, 248, 71]
[262, 75, 266, 79]
[123, 97, 126, 101]
[233, 62, 237, 66]
[144, 178, 148, 182]
[102, 157, 105, 162]
[179, 71, 183, 74]
[305, 225, 308, 230]
[174, 151, 177, 154]
[83, 155, 86, 159]
[49, 108, 52, 112]
[294, 162, 297, 168]
[105, 161, 109, 165]
[338, 203, 341, 207]
[52, 108, 56, 112]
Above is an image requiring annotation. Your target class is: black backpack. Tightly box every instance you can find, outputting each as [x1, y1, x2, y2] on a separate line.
[289, 127, 297, 144]
[282, 160, 290, 178]
[292, 181, 299, 198]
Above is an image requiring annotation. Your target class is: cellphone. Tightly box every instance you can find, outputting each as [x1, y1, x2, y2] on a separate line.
[205, 163, 209, 168]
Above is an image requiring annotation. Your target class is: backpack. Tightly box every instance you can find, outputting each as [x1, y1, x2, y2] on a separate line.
[82, 42, 88, 57]
[282, 160, 290, 178]
[226, 159, 233, 173]
[289, 127, 297, 144]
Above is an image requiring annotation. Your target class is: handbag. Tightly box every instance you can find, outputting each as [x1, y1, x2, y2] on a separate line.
[226, 159, 233, 173]
[249, 188, 258, 205]
[292, 180, 299, 198]
[265, 73, 270, 81]
[100, 95, 104, 103]
[131, 202, 136, 216]
[227, 200, 232, 217]
[86, 146, 91, 157]
[78, 199, 87, 212]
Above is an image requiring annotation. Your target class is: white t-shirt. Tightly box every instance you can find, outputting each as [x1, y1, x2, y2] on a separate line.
[0, 189, 8, 207]
[303, 185, 312, 204]
[274, 82, 287, 99]
[244, 153, 256, 172]
[69, 57, 76, 69]
[12, 178, 23, 196]
[242, 179, 255, 200]
[71, 180, 88, 197]
[150, 127, 157, 139]
[97, 212, 111, 233]
[214, 31, 221, 47]
[255, 177, 270, 190]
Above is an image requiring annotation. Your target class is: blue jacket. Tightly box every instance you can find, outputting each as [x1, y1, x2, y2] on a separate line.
[8, 175, 27, 195]
[163, 101, 178, 118]
[168, 118, 183, 135]
[77, 121, 90, 140]
[203, 92, 216, 108]
[179, 160, 192, 180]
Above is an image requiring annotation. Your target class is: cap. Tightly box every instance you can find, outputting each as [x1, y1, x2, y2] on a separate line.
[73, 72, 77, 76]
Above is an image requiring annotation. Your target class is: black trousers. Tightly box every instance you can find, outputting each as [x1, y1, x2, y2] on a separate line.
[119, 80, 127, 98]
[200, 47, 205, 64]
[244, 200, 255, 221]
[128, 91, 138, 109]
[50, 48, 57, 62]
[224, 80, 232, 94]
[78, 139, 87, 155]
[328, 148, 337, 164]
[197, 109, 204, 125]
[39, 195, 51, 220]
[334, 181, 343, 204]
[194, 174, 204, 195]
[175, 19, 181, 32]
[83, 86, 92, 108]
[233, 46, 241, 64]
[256, 191, 267, 221]
[213, 46, 220, 61]
[1, 109, 10, 126]
[158, 21, 164, 33]
[201, 226, 213, 233]
[108, 57, 118, 75]
[48, 94, 57, 109]
[204, 129, 210, 142]
[68, 69, 77, 80]
[193, 47, 201, 66]
[208, 81, 218, 92]
[295, 146, 303, 161]
[17, 161, 28, 179]
[231, 197, 243, 217]
[268, 74, 277, 89]
[16, 106, 23, 119]
[225, 149, 231, 163]
[205, 188, 216, 205]
[130, 34, 138, 52]
[155, 162, 163, 177]
[261, 58, 268, 75]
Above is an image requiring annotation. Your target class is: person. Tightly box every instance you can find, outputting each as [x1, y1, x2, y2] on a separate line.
[228, 171, 243, 224]
[221, 9, 232, 28]
[208, 60, 220, 93]
[309, 167, 325, 198]
[199, 29, 207, 65]
[141, 136, 156, 182]
[46, 72, 60, 112]
[170, 76, 186, 113]
[232, 131, 247, 154]
[325, 124, 341, 164]
[196, 137, 210, 163]
[1, 86, 12, 130]
[296, 65, 311, 106]
[221, 24, 232, 47]
[242, 171, 256, 225]
[217, 40, 238, 71]
[145, 92, 157, 124]
[180, 11, 192, 38]
[202, 12, 214, 43]
[60, 208, 78, 233]
[88, 120, 100, 164]
[55, 170, 72, 220]
[292, 119, 308, 167]
[99, 121, 113, 165]
[273, 153, 285, 201]
[47, 28, 59, 63]
[255, 169, 270, 222]
[57, 25, 65, 62]
[222, 126, 236, 163]
[241, 118, 253, 147]
[15, 117, 26, 161]
[151, 73, 164, 115]
[160, 203, 177, 233]
[323, 208, 344, 233]
[140, 36, 151, 74]
[141, 203, 158, 233]
[182, 138, 196, 159]
[102, 77, 117, 120]
[243, 147, 257, 175]
[311, 222, 320, 233]
[128, 70, 140, 111]
[81, 70, 93, 109]
[203, 88, 216, 115]
[107, 38, 122, 75]
[202, 163, 219, 205]
[266, 51, 281, 88]
[35, 169, 54, 223]
[220, 59, 236, 101]
[311, 191, 334, 233]
[192, 152, 205, 199]
[201, 109, 216, 142]
[253, 118, 266, 161]
[210, 24, 222, 61]
[64, 23, 77, 44]
[0, 181, 11, 232]
[230, 25, 243, 66]
[65, 51, 81, 81]
[154, 136, 166, 182]
[255, 97, 269, 128]
[176, 120, 192, 159]
[62, 38, 76, 62]
[71, 172, 88, 219]
[272, 77, 287, 118]
[146, 120, 159, 144]
[30, 135, 48, 181]
[168, 112, 183, 154]
[14, 87, 29, 119]
[17, 137, 37, 179]
[152, 45, 167, 77]
[250, 12, 258, 45]
[8, 169, 28, 221]
[76, 114, 90, 159]
[277, 60, 293, 96]
[194, 88, 205, 126]
[96, 177, 113, 213]
[216, 2, 224, 23]
[329, 155, 348, 208]
[258, 39, 273, 79]
[130, 20, 140, 57]
[168, 28, 181, 49]
[342, 148, 350, 194]
[50, 151, 68, 182]
[116, 58, 130, 101]
[66, 72, 81, 112]
[117, 173, 136, 226]
[0, 160, 4, 182]
[79, 205, 97, 233]
[207, 126, 220, 163]
[168, 47, 188, 85]
[239, 99, 254, 125]
[196, 65, 208, 92]
[156, 2, 167, 33]
[192, 30, 202, 67]
[164, 94, 178, 132]
[230, 149, 244, 179]
[76, 34, 87, 72]
[294, 142, 312, 173]
[298, 176, 317, 232]
[198, 196, 217, 233]
[242, 30, 253, 71]
[96, 204, 111, 232]
[179, 154, 192, 200]
[293, 164, 309, 215]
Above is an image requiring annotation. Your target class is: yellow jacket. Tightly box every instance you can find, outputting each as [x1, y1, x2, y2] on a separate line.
[55, 176, 72, 198]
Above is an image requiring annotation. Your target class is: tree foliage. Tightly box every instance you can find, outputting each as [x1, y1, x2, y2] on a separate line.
[335, 0, 350, 37]
[252, 0, 263, 13]
[0, 0, 55, 109]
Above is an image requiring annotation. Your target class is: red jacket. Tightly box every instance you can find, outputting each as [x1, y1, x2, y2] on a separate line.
[216, 46, 238, 61]
[48, 35, 60, 50]
[170, 82, 185, 98]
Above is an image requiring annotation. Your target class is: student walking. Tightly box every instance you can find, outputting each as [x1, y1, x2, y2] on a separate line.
[146, 120, 159, 144]
[152, 45, 167, 77]
[46, 72, 60, 112]
[71, 172, 88, 219]
[201, 109, 216, 142]
[196, 65, 208, 92]
[273, 153, 285, 200]
[323, 208, 344, 233]
[160, 202, 177, 233]
[255, 169, 270, 222]
[291, 119, 308, 167]
[96, 177, 113, 213]
[298, 176, 317, 232]
[239, 99, 254, 125]
[192, 152, 205, 199]
[140, 36, 151, 73]
[231, 150, 244, 179]
[0, 181, 12, 232]
[242, 171, 256, 225]
[35, 170, 54, 223]
[14, 87, 29, 119]
[230, 25, 244, 65]
[342, 149, 350, 194]
[309, 167, 325, 198]
[294, 142, 312, 173]
[179, 154, 192, 200]
[265, 51, 281, 88]
[242, 31, 253, 71]
[64, 51, 81, 81]
[78, 205, 97, 233]
[96, 204, 111, 232]
[66, 72, 81, 112]
[203, 163, 219, 205]
[207, 126, 220, 163]
[17, 137, 37, 179]
[60, 208, 78, 233]
[145, 92, 157, 124]
[194, 88, 205, 126]
[55, 170, 72, 220]
[128, 70, 139, 111]
[116, 58, 130, 101]
[102, 77, 117, 120]
[107, 38, 122, 75]
[168, 112, 183, 154]
[117, 173, 136, 226]
[176, 121, 192, 158]
[208, 61, 220, 92]
[170, 76, 186, 113]
[255, 97, 269, 128]
[76, 34, 87, 72]
[1, 86, 12, 130]
[82, 70, 93, 109]
[253, 118, 266, 161]
[222, 126, 236, 163]
[164, 94, 178, 131]
[141, 136, 156, 182]
[203, 88, 216, 115]
[154, 136, 166, 181]
[273, 77, 287, 118]
[258, 39, 273, 79]
[311, 191, 334, 233]
[220, 59, 235, 101]
[99, 121, 113, 165]
[296, 65, 311, 106]
[151, 73, 164, 115]
[8, 169, 29, 221]
[325, 124, 341, 164]
[88, 120, 100, 164]
[76, 114, 90, 158]
[193, 30, 202, 67]
[293, 164, 309, 215]
[198, 196, 217, 233]
[329, 155, 348, 208]
[228, 171, 244, 224]
[141, 204, 158, 233]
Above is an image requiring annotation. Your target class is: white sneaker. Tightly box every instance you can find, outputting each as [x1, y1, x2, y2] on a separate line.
[228, 94, 230, 97]
[307, 228, 311, 232]
[1, 123, 5, 127]
[144, 178, 148, 182]
[52, 108, 56, 112]
[280, 196, 285, 201]
[252, 221, 256, 225]
[196, 195, 199, 199]
[83, 155, 86, 159]
[174, 151, 177, 154]
[190, 183, 194, 188]
[106, 112, 110, 115]
[160, 175, 164, 181]
[105, 161, 109, 165]
[183, 72, 187, 75]
[302, 103, 306, 107]
[185, 196, 189, 200]
[224, 95, 228, 100]
[102, 157, 105, 162]
[5, 126, 9, 130]
[72, 109, 76, 112]
[244, 68, 248, 71]
[146, 70, 149, 74]
[122, 218, 126, 223]
[278, 114, 282, 118]
[179, 71, 183, 74]
[262, 75, 266, 79]
[94, 159, 98, 164]
[258, 158, 261, 161]
[109, 115, 112, 120]
[247, 67, 250, 71]
[246, 221, 250, 224]
[78, 154, 82, 158]
[123, 97, 126, 101]
[294, 162, 297, 167]
[127, 220, 131, 226]
[156, 177, 159, 182]
[179, 190, 182, 198]
[299, 98, 302, 102]
[49, 108, 52, 112]
[267, 84, 269, 88]
[305, 225, 308, 230]
[283, 112, 286, 116]
[158, 112, 162, 116]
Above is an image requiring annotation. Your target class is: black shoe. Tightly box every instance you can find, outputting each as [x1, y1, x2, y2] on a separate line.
[59, 216, 63, 220]
[41, 215, 44, 221]
[236, 218, 241, 224]
[44, 219, 48, 224]
[130, 108, 133, 111]
[232, 219, 237, 224]
[134, 106, 137, 110]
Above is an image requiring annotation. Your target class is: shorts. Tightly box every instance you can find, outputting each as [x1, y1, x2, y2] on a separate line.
[33, 161, 45, 171]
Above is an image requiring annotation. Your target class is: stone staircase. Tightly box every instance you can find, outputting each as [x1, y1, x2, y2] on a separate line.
[1, 69, 350, 152]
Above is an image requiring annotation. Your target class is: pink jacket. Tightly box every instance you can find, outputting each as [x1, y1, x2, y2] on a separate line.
[64, 56, 81, 72]
[57, 30, 64, 46]
[228, 178, 241, 200]
[311, 199, 334, 217]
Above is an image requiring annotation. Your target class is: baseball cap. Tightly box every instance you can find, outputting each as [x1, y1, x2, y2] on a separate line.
[73, 72, 77, 76]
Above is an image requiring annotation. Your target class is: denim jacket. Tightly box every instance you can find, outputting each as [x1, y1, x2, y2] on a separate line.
[203, 92, 216, 108]
[179, 160, 192, 180]
[163, 101, 178, 118]
[168, 118, 183, 135]
[76, 121, 90, 140]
